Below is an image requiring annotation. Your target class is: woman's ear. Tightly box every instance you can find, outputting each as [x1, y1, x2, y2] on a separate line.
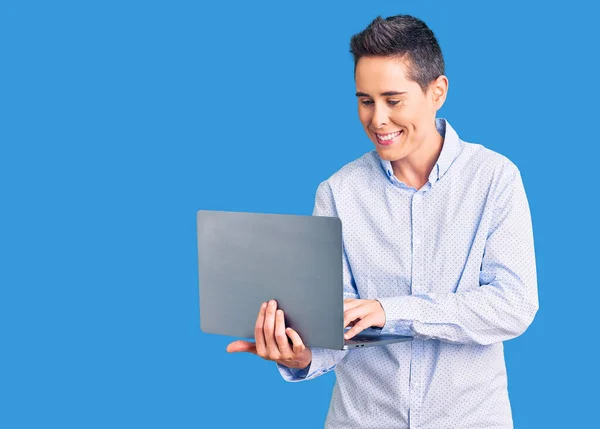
[430, 75, 449, 109]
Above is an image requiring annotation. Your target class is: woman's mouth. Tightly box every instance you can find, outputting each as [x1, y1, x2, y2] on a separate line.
[375, 130, 403, 146]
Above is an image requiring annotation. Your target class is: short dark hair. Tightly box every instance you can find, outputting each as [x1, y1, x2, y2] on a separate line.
[350, 15, 445, 92]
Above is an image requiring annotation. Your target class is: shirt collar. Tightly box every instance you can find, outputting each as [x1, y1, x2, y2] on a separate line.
[379, 118, 461, 185]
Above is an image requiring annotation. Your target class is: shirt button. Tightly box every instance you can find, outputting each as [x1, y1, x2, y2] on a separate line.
[414, 237, 421, 246]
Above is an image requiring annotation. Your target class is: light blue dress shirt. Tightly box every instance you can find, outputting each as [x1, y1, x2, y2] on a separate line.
[277, 119, 538, 429]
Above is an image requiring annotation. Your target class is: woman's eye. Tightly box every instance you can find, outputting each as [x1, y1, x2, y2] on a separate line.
[360, 99, 403, 107]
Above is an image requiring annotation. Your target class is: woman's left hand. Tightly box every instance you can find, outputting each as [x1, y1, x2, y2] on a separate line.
[343, 298, 387, 339]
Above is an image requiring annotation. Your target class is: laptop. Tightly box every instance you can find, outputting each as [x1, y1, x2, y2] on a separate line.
[197, 209, 413, 350]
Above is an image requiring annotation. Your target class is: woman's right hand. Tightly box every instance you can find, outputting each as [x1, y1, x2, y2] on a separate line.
[226, 299, 312, 370]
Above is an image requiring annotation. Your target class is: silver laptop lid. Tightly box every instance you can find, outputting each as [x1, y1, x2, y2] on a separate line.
[197, 210, 345, 349]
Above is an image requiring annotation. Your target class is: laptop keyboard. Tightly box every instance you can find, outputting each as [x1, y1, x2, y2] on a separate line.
[345, 336, 382, 345]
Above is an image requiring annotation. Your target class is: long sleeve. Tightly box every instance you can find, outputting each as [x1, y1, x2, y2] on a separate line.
[277, 181, 357, 381]
[378, 166, 539, 346]
[270, 121, 534, 427]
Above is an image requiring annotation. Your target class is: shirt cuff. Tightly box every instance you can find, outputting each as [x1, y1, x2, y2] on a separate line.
[277, 362, 311, 381]
[276, 348, 328, 382]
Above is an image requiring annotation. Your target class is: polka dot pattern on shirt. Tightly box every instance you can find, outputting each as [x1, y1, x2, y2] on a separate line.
[278, 118, 538, 429]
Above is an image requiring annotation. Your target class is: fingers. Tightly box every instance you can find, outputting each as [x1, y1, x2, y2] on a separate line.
[226, 340, 257, 354]
[252, 300, 292, 361]
[254, 302, 267, 355]
[344, 300, 383, 339]
[263, 300, 279, 357]
[241, 300, 309, 365]
[274, 308, 292, 355]
[344, 315, 375, 339]
[343, 298, 362, 310]
[285, 327, 307, 356]
[344, 304, 367, 329]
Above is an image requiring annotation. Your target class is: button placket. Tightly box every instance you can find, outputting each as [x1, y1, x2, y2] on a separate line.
[411, 192, 422, 295]
[409, 191, 423, 428]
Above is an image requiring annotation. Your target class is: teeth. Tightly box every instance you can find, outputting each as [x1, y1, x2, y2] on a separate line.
[377, 131, 401, 141]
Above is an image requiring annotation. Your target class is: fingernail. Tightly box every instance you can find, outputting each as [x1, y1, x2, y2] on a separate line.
[277, 309, 282, 316]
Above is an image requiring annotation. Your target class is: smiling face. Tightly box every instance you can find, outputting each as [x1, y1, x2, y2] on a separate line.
[355, 56, 447, 163]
